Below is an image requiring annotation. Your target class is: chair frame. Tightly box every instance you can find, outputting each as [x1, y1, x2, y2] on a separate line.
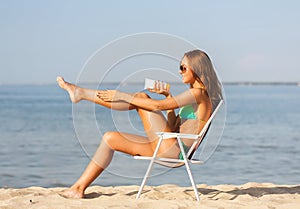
[134, 100, 223, 201]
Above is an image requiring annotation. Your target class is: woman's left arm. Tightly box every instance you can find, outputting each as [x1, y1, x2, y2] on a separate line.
[98, 89, 202, 111]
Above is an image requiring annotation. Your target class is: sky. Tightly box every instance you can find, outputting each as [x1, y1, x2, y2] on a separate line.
[0, 0, 300, 84]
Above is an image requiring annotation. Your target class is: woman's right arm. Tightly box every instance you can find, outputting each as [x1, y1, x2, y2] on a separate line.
[147, 85, 180, 131]
[165, 94, 180, 132]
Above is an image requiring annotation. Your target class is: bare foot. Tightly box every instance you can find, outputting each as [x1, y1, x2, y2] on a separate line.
[56, 76, 81, 103]
[59, 189, 84, 199]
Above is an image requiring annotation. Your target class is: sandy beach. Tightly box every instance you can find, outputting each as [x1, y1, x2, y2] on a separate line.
[1, 182, 299, 209]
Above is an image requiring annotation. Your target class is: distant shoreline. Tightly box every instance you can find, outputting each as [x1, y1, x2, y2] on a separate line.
[223, 81, 300, 86]
[0, 81, 300, 86]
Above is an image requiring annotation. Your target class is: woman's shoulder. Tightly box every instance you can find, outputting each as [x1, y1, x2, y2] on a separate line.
[189, 88, 208, 99]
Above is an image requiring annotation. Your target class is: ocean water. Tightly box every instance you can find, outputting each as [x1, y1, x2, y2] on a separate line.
[0, 83, 299, 188]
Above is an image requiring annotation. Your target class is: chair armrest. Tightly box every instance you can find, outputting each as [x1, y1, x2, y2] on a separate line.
[155, 132, 199, 140]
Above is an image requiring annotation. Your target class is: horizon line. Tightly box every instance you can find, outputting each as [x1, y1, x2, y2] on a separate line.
[0, 81, 300, 86]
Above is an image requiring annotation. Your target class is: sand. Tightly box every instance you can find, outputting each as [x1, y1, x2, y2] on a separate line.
[0, 183, 299, 209]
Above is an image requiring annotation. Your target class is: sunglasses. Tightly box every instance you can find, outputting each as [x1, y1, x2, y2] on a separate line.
[180, 65, 189, 73]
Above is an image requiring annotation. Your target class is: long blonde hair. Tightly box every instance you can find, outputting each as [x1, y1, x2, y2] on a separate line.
[183, 49, 223, 110]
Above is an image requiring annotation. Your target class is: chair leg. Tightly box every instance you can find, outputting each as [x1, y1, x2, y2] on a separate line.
[177, 137, 200, 201]
[185, 162, 200, 201]
[136, 136, 164, 199]
[136, 157, 155, 199]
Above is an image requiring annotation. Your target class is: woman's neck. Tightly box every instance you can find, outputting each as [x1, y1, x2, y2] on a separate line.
[191, 80, 205, 89]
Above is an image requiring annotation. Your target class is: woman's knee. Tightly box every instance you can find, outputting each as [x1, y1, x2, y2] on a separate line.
[135, 92, 150, 98]
[102, 131, 119, 149]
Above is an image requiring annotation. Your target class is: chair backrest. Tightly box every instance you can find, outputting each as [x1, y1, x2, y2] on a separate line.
[186, 100, 224, 159]
[154, 100, 223, 168]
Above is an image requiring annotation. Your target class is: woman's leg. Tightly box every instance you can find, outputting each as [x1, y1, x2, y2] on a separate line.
[134, 92, 180, 158]
[58, 80, 179, 198]
[57, 76, 136, 110]
[60, 107, 180, 199]
[60, 132, 155, 198]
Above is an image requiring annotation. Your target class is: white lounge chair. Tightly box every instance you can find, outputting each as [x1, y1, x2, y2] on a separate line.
[134, 100, 224, 201]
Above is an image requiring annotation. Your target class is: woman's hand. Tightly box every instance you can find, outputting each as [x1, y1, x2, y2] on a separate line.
[148, 80, 170, 97]
[97, 90, 123, 102]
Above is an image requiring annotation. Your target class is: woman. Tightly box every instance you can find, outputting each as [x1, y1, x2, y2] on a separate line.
[57, 49, 223, 198]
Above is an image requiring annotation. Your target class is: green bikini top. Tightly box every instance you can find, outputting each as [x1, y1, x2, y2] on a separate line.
[179, 105, 197, 120]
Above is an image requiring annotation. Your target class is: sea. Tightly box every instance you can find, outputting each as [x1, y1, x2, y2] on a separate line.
[0, 83, 300, 188]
